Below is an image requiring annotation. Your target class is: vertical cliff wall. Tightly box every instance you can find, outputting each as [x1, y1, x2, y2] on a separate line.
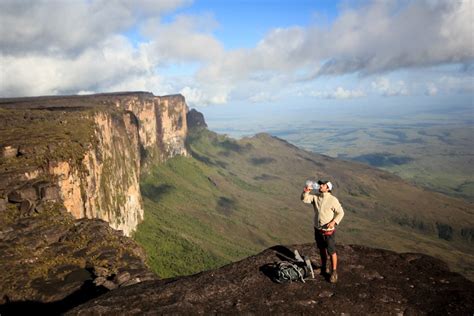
[46, 110, 143, 236]
[0, 92, 189, 236]
[118, 93, 188, 167]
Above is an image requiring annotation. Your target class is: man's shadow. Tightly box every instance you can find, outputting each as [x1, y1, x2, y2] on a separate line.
[270, 245, 297, 262]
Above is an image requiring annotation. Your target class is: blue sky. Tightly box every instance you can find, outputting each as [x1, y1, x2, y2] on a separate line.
[0, 0, 472, 121]
[173, 0, 338, 49]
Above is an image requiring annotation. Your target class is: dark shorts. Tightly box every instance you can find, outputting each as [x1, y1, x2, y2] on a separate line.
[314, 228, 337, 255]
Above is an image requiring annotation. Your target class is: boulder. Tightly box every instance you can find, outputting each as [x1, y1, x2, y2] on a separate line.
[33, 181, 49, 195]
[102, 280, 118, 290]
[40, 185, 60, 201]
[114, 271, 131, 286]
[64, 269, 92, 284]
[8, 186, 38, 203]
[19, 199, 34, 214]
[92, 266, 112, 278]
[0, 198, 6, 212]
[17, 146, 29, 157]
[1, 146, 18, 159]
[93, 276, 107, 286]
[121, 277, 142, 287]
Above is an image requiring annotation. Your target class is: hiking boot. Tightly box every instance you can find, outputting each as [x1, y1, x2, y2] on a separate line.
[330, 270, 338, 283]
[325, 264, 331, 275]
[304, 258, 315, 279]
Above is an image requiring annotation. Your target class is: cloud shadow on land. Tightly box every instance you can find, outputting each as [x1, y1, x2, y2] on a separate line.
[249, 157, 276, 165]
[189, 150, 228, 168]
[216, 196, 237, 216]
[141, 183, 174, 201]
[254, 174, 280, 181]
[213, 139, 245, 153]
[351, 153, 414, 167]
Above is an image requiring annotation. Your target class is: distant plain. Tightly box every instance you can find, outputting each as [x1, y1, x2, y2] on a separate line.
[201, 102, 474, 201]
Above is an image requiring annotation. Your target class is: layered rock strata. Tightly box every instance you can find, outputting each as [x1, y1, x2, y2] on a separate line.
[0, 92, 188, 236]
[0, 202, 155, 314]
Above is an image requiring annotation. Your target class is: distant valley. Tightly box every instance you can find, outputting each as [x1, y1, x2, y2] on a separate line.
[201, 103, 474, 201]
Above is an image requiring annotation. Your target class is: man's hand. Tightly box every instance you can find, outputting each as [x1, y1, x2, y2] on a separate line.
[327, 221, 336, 229]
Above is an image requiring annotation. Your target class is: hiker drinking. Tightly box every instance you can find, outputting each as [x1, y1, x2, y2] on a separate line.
[301, 180, 344, 283]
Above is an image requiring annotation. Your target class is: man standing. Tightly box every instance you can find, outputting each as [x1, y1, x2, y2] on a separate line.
[301, 180, 344, 283]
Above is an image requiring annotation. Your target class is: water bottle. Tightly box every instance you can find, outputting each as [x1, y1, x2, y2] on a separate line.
[305, 180, 319, 190]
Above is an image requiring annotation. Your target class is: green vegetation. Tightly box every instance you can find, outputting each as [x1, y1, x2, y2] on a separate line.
[134, 156, 260, 277]
[273, 124, 474, 201]
[0, 107, 97, 173]
[135, 127, 474, 280]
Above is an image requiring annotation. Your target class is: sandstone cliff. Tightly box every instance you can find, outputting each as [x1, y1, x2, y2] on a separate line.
[0, 92, 188, 236]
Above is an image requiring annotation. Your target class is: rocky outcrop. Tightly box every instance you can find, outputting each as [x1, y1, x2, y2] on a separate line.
[187, 108, 207, 129]
[67, 243, 474, 315]
[0, 92, 189, 236]
[0, 201, 155, 315]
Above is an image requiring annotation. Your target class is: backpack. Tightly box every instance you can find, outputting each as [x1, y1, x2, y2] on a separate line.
[274, 261, 309, 283]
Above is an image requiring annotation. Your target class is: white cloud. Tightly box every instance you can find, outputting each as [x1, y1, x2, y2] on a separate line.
[0, 35, 159, 97]
[425, 83, 438, 96]
[0, 1, 202, 98]
[248, 92, 279, 103]
[198, 0, 473, 83]
[309, 86, 366, 99]
[0, 0, 190, 56]
[140, 14, 224, 65]
[371, 77, 409, 96]
[179, 85, 229, 106]
[439, 75, 474, 93]
[184, 0, 473, 105]
[0, 0, 472, 105]
[332, 87, 366, 99]
[77, 90, 96, 95]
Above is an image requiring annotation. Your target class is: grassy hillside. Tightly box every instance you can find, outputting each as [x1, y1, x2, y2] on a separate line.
[134, 127, 474, 279]
[284, 124, 474, 201]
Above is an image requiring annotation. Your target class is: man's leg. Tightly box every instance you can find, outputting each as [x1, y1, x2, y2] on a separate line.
[315, 229, 328, 273]
[319, 248, 331, 274]
[327, 233, 338, 283]
[330, 252, 337, 271]
[319, 248, 327, 267]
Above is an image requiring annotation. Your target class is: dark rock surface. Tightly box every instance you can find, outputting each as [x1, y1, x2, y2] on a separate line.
[68, 243, 473, 315]
[187, 108, 207, 129]
[0, 202, 156, 315]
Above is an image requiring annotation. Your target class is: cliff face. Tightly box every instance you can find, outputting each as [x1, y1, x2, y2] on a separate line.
[118, 93, 188, 165]
[0, 92, 189, 236]
[46, 111, 143, 236]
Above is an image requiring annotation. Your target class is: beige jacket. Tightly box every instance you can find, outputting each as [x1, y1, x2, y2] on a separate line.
[301, 191, 344, 229]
